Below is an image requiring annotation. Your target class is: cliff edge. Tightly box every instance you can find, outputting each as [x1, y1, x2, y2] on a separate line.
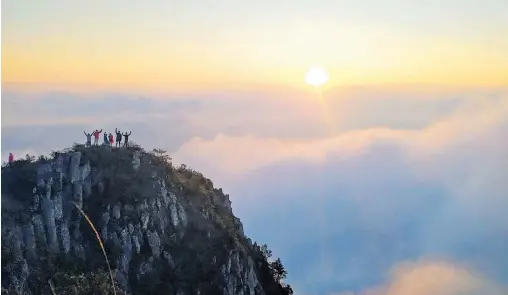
[1, 144, 293, 295]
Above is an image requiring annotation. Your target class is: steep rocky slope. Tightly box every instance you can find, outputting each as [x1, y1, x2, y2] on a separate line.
[1, 144, 292, 295]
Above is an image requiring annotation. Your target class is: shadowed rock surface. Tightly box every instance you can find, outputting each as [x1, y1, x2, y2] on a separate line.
[1, 144, 292, 295]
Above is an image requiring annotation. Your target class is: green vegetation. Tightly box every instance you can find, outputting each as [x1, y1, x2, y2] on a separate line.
[48, 270, 127, 295]
[249, 243, 294, 295]
[1, 154, 39, 205]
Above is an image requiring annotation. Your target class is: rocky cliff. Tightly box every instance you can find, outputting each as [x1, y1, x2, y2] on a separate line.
[1, 144, 292, 295]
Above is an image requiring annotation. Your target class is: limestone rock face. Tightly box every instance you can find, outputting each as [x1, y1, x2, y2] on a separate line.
[1, 146, 282, 295]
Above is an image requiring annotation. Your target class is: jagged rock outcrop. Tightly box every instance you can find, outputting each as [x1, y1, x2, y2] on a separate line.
[1, 145, 289, 295]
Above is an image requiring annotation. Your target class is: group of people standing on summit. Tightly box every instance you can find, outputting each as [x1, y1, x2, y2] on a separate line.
[84, 128, 132, 148]
[5, 128, 133, 165]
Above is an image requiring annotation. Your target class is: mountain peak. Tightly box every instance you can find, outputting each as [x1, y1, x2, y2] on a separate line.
[1, 143, 292, 295]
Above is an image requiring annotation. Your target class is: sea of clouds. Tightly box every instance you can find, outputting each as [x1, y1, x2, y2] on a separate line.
[2, 85, 507, 295]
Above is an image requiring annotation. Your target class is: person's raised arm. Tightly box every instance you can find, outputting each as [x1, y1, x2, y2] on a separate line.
[128, 131, 132, 136]
[99, 129, 102, 133]
[115, 128, 118, 133]
[84, 131, 87, 135]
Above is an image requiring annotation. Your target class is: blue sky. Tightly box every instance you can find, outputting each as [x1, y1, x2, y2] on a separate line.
[2, 86, 508, 295]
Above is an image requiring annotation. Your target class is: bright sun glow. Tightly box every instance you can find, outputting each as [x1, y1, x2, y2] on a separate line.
[305, 67, 329, 87]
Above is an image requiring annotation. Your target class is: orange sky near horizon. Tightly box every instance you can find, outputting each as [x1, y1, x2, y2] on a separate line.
[3, 0, 508, 93]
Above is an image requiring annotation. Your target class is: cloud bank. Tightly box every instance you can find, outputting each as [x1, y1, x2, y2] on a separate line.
[333, 260, 507, 295]
[2, 86, 507, 295]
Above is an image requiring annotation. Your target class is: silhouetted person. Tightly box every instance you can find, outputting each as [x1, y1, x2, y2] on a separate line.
[103, 132, 109, 145]
[84, 131, 92, 147]
[8, 153, 14, 166]
[92, 129, 103, 145]
[115, 128, 123, 148]
[122, 131, 132, 147]
[109, 133, 114, 147]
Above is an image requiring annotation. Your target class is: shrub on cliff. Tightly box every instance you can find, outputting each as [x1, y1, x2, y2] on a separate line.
[49, 270, 128, 295]
[1, 154, 38, 205]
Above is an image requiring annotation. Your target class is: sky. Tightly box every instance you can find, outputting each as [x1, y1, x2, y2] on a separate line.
[2, 1, 508, 295]
[2, 0, 508, 92]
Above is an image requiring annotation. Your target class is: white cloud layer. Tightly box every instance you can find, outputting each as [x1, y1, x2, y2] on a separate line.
[170, 89, 508, 293]
[2, 86, 507, 294]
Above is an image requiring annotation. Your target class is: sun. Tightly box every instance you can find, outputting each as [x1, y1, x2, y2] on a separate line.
[305, 67, 329, 87]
